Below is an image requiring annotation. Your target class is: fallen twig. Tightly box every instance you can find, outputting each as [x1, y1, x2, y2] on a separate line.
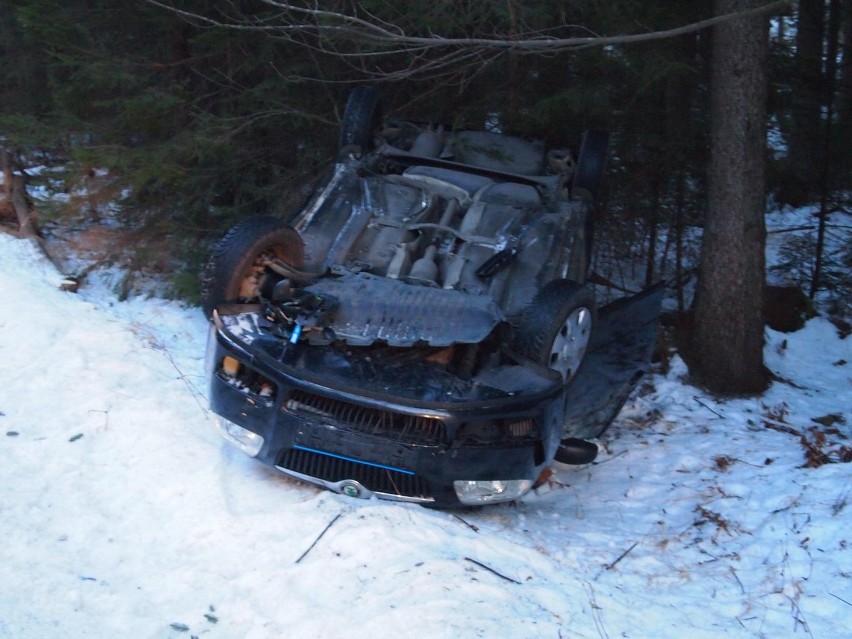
[452, 513, 479, 533]
[464, 557, 521, 584]
[829, 592, 852, 607]
[693, 396, 724, 418]
[763, 418, 801, 436]
[729, 567, 745, 595]
[605, 541, 639, 571]
[787, 594, 813, 638]
[295, 513, 342, 564]
[581, 581, 609, 639]
[768, 371, 810, 390]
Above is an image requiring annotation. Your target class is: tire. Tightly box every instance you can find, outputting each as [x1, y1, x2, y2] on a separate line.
[512, 280, 596, 381]
[572, 130, 609, 199]
[339, 86, 381, 155]
[201, 215, 304, 318]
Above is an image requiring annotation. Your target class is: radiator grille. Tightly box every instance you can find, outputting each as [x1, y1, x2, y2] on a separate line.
[278, 447, 432, 499]
[284, 390, 446, 446]
[508, 418, 538, 439]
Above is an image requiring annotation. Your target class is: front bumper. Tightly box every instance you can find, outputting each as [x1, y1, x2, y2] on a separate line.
[206, 283, 664, 508]
[206, 310, 565, 507]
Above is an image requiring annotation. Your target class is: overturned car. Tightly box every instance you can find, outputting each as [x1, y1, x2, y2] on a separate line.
[203, 87, 663, 507]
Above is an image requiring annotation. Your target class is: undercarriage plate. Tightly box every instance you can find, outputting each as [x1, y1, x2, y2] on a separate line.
[304, 273, 504, 346]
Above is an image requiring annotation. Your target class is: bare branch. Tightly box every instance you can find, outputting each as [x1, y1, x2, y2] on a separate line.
[144, 0, 792, 55]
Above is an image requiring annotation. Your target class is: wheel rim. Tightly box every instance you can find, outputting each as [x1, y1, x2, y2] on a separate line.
[548, 306, 593, 380]
[237, 248, 283, 300]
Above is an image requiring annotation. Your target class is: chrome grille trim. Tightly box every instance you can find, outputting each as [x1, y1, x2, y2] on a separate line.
[276, 446, 434, 503]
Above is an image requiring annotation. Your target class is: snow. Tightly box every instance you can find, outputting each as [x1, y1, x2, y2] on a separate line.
[1, 233, 850, 639]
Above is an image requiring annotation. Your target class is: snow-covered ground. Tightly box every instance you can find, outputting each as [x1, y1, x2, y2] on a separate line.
[0, 232, 850, 639]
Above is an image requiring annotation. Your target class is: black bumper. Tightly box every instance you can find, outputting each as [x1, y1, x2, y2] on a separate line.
[206, 284, 664, 507]
[207, 315, 565, 507]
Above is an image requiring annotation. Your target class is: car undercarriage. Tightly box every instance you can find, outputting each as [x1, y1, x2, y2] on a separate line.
[202, 87, 663, 507]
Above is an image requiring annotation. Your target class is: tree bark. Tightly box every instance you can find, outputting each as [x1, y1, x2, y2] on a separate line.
[691, 0, 770, 394]
[839, 0, 852, 122]
[810, 0, 842, 299]
[781, 0, 825, 205]
[1, 147, 38, 238]
[837, 0, 852, 175]
[1, 147, 12, 206]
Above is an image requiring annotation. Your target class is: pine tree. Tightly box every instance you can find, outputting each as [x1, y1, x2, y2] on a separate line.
[691, 0, 770, 393]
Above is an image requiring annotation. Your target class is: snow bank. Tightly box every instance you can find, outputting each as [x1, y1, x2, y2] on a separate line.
[1, 234, 850, 638]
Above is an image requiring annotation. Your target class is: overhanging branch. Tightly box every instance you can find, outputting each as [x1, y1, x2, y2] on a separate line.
[144, 0, 791, 53]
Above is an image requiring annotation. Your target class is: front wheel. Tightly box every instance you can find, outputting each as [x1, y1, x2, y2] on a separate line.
[512, 280, 596, 382]
[201, 215, 304, 318]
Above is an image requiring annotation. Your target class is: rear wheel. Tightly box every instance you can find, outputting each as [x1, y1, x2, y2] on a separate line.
[201, 215, 303, 318]
[513, 280, 596, 382]
[339, 85, 381, 156]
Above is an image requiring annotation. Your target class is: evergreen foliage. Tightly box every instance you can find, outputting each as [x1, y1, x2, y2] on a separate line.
[0, 0, 849, 312]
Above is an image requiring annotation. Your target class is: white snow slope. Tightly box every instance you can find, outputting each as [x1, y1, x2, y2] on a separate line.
[1, 233, 850, 639]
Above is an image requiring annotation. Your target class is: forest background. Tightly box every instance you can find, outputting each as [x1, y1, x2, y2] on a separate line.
[1, 0, 850, 371]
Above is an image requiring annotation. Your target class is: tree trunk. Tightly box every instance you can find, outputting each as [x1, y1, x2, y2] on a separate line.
[674, 170, 687, 313]
[837, 0, 852, 182]
[1, 147, 12, 205]
[1, 147, 38, 238]
[781, 0, 825, 205]
[691, 0, 770, 394]
[810, 0, 842, 299]
[645, 177, 659, 288]
[839, 0, 852, 124]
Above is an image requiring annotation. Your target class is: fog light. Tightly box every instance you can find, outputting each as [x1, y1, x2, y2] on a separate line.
[453, 479, 533, 505]
[215, 416, 264, 457]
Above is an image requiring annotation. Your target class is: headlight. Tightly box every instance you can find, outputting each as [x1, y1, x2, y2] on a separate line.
[215, 416, 264, 457]
[454, 479, 533, 505]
